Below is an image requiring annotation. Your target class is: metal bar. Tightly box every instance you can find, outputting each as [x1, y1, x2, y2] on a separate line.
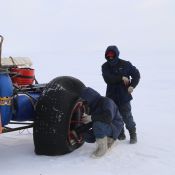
[2, 124, 33, 133]
[0, 35, 4, 67]
[13, 83, 46, 92]
[9, 122, 33, 125]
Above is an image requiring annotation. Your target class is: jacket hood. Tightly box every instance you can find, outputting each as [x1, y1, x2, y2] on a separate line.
[105, 45, 120, 61]
[80, 87, 101, 110]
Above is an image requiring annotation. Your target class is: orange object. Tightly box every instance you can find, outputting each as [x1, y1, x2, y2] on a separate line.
[10, 68, 35, 86]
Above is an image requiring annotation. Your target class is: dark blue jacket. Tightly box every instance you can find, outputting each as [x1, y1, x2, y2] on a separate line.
[102, 45, 140, 106]
[80, 87, 123, 139]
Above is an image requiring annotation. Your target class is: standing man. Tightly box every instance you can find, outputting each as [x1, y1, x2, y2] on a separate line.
[101, 45, 140, 144]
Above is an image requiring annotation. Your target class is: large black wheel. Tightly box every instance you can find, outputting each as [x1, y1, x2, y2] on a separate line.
[33, 76, 87, 155]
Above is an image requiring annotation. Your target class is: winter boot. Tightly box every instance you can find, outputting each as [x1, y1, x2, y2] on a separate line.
[92, 136, 108, 157]
[107, 137, 115, 148]
[118, 128, 126, 140]
[129, 127, 137, 144]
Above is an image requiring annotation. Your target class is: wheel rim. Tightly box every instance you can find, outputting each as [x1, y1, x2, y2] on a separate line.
[68, 101, 86, 145]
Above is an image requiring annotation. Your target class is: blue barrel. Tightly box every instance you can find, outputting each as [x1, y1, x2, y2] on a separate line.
[0, 73, 13, 126]
[12, 92, 40, 121]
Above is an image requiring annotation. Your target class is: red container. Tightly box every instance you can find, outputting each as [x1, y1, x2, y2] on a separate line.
[10, 68, 35, 86]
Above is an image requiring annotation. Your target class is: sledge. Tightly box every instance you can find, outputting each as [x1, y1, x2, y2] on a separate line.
[0, 35, 88, 155]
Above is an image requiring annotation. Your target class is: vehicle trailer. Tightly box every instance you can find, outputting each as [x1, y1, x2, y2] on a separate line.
[0, 35, 87, 155]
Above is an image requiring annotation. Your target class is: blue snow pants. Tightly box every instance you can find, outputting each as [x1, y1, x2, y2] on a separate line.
[118, 102, 136, 130]
[83, 121, 113, 143]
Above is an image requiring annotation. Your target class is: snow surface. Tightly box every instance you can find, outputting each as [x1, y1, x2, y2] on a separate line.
[1, 0, 175, 175]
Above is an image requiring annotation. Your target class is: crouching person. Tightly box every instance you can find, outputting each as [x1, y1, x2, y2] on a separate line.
[79, 87, 123, 158]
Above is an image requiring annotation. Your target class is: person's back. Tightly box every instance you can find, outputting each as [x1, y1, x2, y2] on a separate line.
[91, 96, 124, 140]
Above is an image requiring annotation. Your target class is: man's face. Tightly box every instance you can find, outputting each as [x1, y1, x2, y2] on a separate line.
[106, 51, 115, 60]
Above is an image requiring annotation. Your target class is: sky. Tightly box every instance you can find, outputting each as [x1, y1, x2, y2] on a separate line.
[0, 0, 175, 86]
[1, 0, 175, 56]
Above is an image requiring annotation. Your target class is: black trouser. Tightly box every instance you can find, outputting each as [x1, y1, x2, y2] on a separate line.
[118, 102, 136, 131]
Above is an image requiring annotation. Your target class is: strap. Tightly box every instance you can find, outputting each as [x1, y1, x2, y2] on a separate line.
[15, 75, 34, 79]
[0, 97, 12, 106]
